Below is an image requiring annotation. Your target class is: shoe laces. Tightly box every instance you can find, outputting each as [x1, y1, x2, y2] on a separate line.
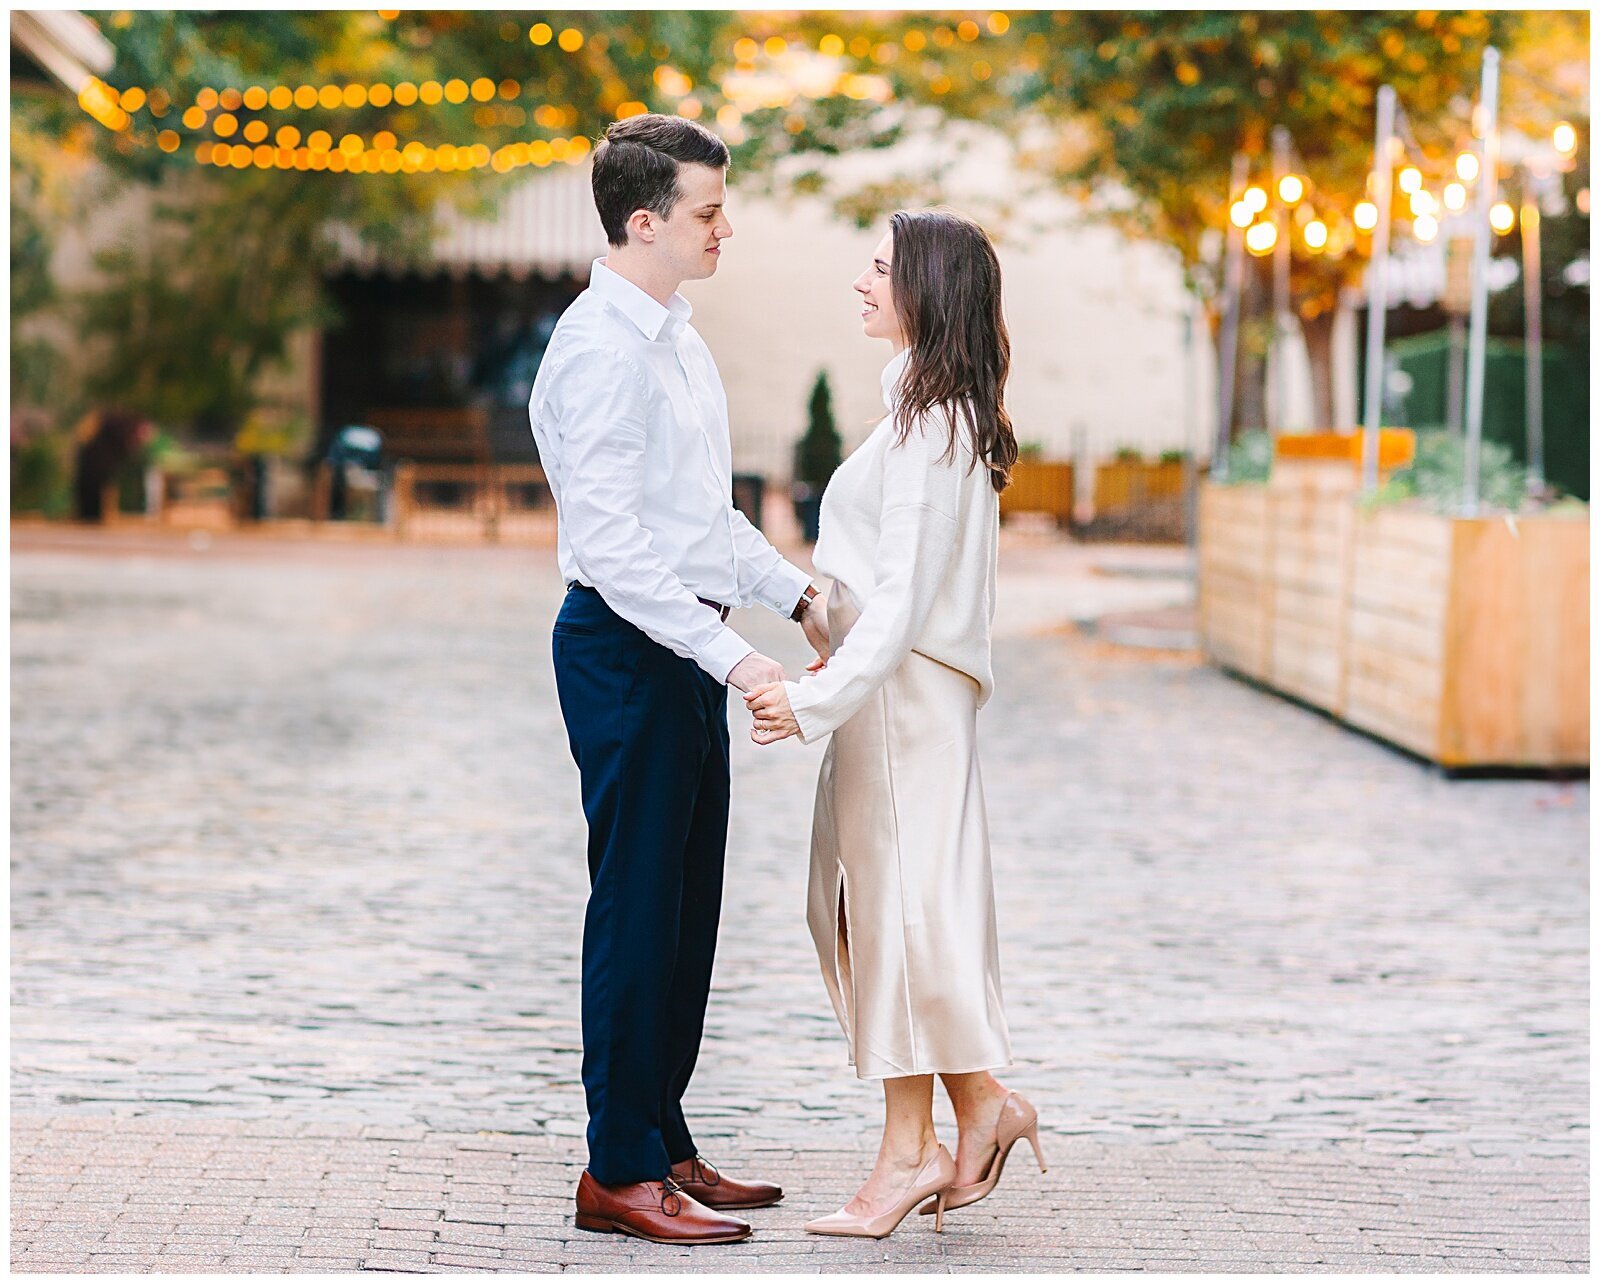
[658, 1175, 685, 1216]
[690, 1155, 722, 1187]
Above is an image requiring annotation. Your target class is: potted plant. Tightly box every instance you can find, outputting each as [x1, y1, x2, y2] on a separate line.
[792, 369, 842, 544]
[1197, 429, 1589, 768]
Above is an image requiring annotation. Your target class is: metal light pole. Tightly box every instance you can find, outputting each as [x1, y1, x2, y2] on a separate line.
[1182, 302, 1198, 552]
[1463, 46, 1500, 517]
[1271, 126, 1292, 433]
[1520, 184, 1545, 494]
[1214, 151, 1251, 480]
[1360, 85, 1397, 495]
[1443, 236, 1472, 433]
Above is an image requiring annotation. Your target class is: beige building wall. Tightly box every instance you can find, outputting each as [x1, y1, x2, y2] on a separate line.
[687, 146, 1219, 481]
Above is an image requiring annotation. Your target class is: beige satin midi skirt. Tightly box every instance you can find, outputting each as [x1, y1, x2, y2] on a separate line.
[806, 583, 1013, 1080]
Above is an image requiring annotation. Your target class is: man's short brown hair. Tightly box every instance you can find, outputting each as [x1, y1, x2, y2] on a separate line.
[590, 114, 730, 247]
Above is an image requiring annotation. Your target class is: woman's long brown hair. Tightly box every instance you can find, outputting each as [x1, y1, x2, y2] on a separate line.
[887, 208, 1017, 493]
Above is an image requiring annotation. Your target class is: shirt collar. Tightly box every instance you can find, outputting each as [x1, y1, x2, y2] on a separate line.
[880, 348, 911, 410]
[589, 257, 692, 342]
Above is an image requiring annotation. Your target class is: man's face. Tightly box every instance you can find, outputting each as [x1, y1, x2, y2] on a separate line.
[643, 162, 732, 282]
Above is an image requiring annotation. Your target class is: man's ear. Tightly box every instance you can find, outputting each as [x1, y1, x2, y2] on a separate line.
[627, 207, 656, 244]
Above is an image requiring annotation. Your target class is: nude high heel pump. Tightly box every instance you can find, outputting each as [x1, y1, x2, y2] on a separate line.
[804, 1144, 956, 1238]
[919, 1092, 1046, 1216]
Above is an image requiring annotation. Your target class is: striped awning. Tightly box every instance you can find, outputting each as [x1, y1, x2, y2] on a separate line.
[326, 163, 607, 279]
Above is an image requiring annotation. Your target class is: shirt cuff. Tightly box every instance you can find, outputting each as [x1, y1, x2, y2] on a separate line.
[698, 626, 757, 686]
[749, 560, 814, 619]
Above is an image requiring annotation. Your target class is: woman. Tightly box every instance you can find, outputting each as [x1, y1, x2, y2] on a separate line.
[745, 209, 1044, 1239]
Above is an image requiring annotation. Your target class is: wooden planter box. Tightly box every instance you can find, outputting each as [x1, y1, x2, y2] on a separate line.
[1000, 459, 1075, 527]
[1199, 462, 1588, 768]
[1093, 458, 1187, 515]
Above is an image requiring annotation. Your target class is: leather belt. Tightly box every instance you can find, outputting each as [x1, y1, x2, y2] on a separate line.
[567, 581, 730, 623]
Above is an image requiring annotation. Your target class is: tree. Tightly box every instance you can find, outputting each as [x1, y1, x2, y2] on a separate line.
[31, 10, 1588, 446]
[719, 11, 1581, 434]
[51, 9, 741, 438]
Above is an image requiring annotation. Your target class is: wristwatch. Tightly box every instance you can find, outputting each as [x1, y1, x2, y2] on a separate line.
[791, 585, 819, 623]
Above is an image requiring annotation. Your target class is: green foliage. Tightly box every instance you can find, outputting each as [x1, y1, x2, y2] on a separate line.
[10, 424, 74, 517]
[1159, 448, 1189, 464]
[1368, 429, 1528, 514]
[44, 10, 747, 439]
[795, 369, 843, 487]
[1018, 439, 1045, 459]
[74, 180, 339, 439]
[1112, 446, 1144, 463]
[1223, 429, 1273, 483]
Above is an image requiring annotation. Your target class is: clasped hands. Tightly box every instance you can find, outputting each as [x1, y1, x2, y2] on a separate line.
[728, 595, 829, 746]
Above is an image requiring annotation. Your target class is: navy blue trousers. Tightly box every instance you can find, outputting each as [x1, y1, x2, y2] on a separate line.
[551, 585, 731, 1186]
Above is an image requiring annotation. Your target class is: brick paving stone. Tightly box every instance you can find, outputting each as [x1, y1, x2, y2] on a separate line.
[9, 529, 1588, 1272]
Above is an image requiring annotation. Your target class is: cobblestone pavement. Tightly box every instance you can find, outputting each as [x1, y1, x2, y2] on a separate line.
[11, 527, 1588, 1272]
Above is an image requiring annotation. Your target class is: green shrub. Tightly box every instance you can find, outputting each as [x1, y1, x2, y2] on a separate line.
[1371, 430, 1528, 514]
[795, 370, 842, 488]
[1222, 430, 1273, 483]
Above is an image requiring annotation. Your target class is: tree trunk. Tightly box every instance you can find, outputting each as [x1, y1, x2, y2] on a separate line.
[1300, 309, 1337, 430]
[1232, 256, 1269, 434]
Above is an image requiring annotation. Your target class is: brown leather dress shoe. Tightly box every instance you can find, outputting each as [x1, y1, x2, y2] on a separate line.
[671, 1155, 784, 1210]
[574, 1171, 752, 1245]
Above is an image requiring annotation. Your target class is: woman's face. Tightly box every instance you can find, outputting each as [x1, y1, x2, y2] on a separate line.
[853, 230, 905, 349]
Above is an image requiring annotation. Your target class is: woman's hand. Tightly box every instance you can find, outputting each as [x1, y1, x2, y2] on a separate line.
[744, 681, 800, 745]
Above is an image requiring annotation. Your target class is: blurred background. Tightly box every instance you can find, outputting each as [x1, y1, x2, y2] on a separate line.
[10, 9, 1589, 539]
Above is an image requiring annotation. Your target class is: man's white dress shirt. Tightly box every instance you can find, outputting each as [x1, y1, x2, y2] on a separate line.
[529, 258, 812, 683]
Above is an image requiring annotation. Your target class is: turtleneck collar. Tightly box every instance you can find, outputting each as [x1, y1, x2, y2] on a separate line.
[879, 348, 910, 410]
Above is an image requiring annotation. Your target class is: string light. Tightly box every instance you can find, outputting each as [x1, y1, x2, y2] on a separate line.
[1443, 181, 1466, 211]
[1456, 151, 1479, 182]
[1244, 221, 1277, 255]
[1303, 219, 1328, 251]
[1397, 166, 1422, 194]
[1412, 213, 1438, 242]
[1277, 174, 1304, 204]
[1229, 200, 1253, 228]
[1354, 201, 1378, 231]
[1242, 185, 1268, 213]
[1552, 121, 1577, 155]
[1489, 201, 1515, 234]
[195, 130, 591, 174]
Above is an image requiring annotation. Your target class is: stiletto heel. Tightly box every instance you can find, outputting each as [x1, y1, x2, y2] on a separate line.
[1024, 1120, 1047, 1173]
[919, 1092, 1045, 1216]
[804, 1145, 956, 1239]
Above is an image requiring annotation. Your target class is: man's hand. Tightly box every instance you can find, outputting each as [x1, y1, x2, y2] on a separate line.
[744, 681, 800, 744]
[727, 652, 785, 693]
[799, 594, 830, 662]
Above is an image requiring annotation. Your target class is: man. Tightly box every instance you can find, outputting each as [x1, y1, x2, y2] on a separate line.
[528, 114, 826, 1245]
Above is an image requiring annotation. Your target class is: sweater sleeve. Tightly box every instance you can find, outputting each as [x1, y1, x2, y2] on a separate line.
[784, 413, 963, 744]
